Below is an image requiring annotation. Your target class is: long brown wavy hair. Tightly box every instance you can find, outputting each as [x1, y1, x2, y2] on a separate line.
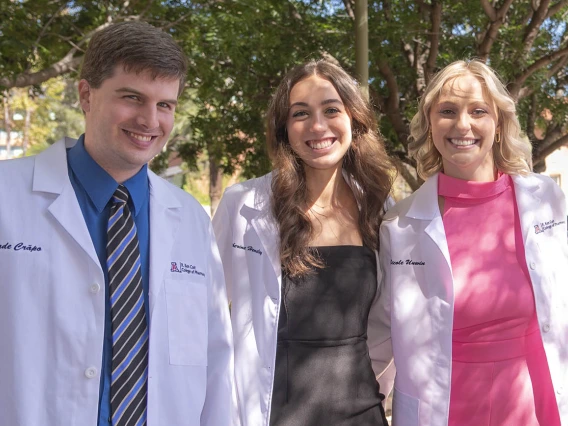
[266, 60, 395, 277]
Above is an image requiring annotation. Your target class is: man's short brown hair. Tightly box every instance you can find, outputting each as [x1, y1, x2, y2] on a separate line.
[80, 21, 187, 96]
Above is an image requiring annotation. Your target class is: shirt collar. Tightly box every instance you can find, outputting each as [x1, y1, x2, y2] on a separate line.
[68, 134, 149, 216]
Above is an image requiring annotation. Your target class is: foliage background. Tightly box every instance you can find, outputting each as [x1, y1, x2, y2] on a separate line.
[1, 0, 567, 208]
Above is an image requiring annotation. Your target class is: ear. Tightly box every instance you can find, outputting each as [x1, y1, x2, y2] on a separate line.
[78, 80, 92, 113]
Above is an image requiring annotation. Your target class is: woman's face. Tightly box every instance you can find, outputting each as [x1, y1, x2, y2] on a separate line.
[286, 75, 352, 173]
[429, 73, 499, 181]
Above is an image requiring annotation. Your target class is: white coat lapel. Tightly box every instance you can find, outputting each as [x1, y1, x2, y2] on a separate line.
[406, 174, 454, 301]
[147, 171, 181, 314]
[34, 138, 100, 268]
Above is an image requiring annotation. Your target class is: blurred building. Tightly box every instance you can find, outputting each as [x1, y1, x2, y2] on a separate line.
[0, 130, 23, 159]
[541, 146, 568, 210]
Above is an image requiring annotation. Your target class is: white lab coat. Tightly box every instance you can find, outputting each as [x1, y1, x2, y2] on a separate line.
[379, 172, 568, 426]
[212, 172, 394, 426]
[0, 138, 236, 426]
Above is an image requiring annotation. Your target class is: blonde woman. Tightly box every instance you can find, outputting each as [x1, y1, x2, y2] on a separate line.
[380, 59, 566, 426]
[213, 60, 395, 426]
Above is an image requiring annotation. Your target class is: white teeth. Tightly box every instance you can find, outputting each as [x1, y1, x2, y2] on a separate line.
[307, 139, 334, 149]
[450, 138, 476, 146]
[126, 131, 152, 142]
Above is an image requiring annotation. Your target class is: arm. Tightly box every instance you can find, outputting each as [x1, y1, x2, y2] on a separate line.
[368, 223, 395, 401]
[200, 220, 238, 426]
[212, 190, 235, 303]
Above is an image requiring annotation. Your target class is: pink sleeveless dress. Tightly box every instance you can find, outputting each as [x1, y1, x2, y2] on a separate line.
[439, 172, 560, 426]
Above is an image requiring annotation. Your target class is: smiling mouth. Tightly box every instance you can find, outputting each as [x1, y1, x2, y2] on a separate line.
[306, 138, 335, 150]
[123, 129, 157, 143]
[449, 138, 478, 147]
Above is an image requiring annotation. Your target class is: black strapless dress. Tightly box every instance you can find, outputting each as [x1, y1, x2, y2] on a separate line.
[269, 246, 388, 426]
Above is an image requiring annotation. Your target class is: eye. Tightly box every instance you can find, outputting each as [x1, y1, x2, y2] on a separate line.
[291, 110, 308, 118]
[325, 107, 340, 114]
[439, 109, 455, 115]
[158, 102, 173, 109]
[472, 108, 488, 116]
[124, 95, 140, 101]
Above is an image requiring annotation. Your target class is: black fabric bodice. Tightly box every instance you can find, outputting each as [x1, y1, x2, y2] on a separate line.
[269, 245, 388, 426]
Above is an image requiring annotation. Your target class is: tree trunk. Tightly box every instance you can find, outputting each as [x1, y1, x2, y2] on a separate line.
[3, 91, 12, 159]
[355, 0, 369, 100]
[22, 94, 32, 155]
[209, 152, 224, 217]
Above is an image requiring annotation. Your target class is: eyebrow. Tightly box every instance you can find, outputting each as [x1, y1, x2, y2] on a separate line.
[437, 99, 491, 107]
[290, 98, 343, 108]
[116, 87, 178, 106]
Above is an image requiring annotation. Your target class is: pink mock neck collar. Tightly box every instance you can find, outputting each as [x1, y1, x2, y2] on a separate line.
[438, 171, 511, 199]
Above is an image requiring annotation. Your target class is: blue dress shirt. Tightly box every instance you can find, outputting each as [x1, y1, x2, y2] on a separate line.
[67, 135, 150, 426]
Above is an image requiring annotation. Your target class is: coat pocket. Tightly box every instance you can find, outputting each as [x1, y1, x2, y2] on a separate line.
[165, 279, 208, 366]
[392, 387, 420, 426]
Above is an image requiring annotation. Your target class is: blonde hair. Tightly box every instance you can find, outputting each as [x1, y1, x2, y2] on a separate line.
[408, 59, 532, 179]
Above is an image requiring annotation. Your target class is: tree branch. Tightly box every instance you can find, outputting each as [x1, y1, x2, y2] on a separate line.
[27, 3, 69, 73]
[522, 0, 551, 56]
[548, 53, 568, 77]
[424, 0, 441, 85]
[509, 45, 568, 98]
[477, 0, 514, 61]
[0, 54, 83, 89]
[376, 57, 409, 146]
[480, 0, 497, 21]
[162, 11, 194, 30]
[0, 12, 187, 90]
[546, 0, 568, 19]
[533, 133, 568, 166]
[392, 157, 422, 191]
[526, 93, 537, 140]
[342, 0, 355, 20]
[392, 150, 417, 168]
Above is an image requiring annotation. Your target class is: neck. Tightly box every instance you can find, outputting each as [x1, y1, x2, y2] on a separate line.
[304, 164, 348, 209]
[84, 136, 140, 184]
[442, 159, 497, 182]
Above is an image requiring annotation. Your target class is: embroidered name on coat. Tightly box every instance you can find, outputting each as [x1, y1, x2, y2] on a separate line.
[232, 243, 262, 256]
[0, 241, 42, 252]
[391, 259, 425, 266]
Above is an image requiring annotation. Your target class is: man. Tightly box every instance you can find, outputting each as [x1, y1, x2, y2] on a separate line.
[0, 21, 235, 426]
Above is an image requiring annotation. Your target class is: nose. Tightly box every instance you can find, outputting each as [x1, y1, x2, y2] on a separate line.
[136, 104, 159, 131]
[455, 112, 471, 133]
[309, 113, 327, 133]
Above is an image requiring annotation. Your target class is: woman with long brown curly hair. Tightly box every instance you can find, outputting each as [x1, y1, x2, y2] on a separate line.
[213, 60, 395, 426]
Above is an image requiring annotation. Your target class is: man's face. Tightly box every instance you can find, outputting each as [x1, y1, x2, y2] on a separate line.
[79, 65, 180, 183]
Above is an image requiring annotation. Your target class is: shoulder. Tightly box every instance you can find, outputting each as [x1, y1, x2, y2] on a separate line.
[383, 191, 418, 223]
[223, 172, 272, 197]
[513, 172, 565, 201]
[220, 172, 273, 208]
[0, 155, 37, 196]
[0, 155, 35, 175]
[148, 171, 210, 221]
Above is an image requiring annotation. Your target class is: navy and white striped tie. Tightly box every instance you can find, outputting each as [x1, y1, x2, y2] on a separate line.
[107, 185, 148, 426]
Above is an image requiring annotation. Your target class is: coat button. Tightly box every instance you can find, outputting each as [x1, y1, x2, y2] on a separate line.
[542, 323, 551, 333]
[557, 386, 564, 395]
[529, 262, 536, 270]
[84, 367, 98, 379]
[90, 283, 101, 294]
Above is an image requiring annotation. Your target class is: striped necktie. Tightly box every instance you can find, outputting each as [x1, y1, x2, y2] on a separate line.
[107, 185, 149, 426]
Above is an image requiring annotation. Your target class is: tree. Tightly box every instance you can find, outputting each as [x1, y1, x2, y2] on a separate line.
[2, 0, 568, 193]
